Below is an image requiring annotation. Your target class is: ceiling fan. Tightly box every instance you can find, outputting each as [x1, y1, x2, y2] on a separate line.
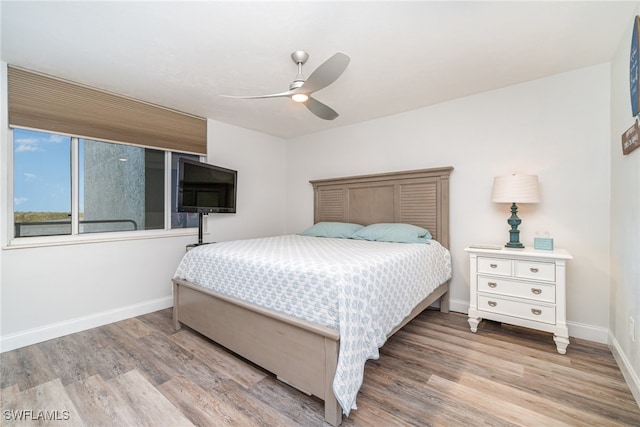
[221, 51, 350, 120]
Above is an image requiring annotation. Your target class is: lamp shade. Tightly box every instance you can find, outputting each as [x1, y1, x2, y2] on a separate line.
[491, 174, 540, 203]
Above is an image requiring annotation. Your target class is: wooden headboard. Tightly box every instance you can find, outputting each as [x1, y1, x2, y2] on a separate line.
[309, 167, 453, 249]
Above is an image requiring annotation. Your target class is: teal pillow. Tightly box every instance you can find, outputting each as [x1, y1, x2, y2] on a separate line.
[298, 222, 364, 238]
[352, 223, 432, 243]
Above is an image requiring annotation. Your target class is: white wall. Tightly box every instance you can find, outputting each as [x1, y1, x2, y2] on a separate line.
[204, 120, 287, 242]
[1, 237, 190, 349]
[0, 117, 287, 352]
[286, 64, 611, 341]
[610, 4, 640, 403]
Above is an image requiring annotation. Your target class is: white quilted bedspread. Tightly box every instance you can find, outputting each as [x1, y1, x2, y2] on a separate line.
[173, 234, 451, 414]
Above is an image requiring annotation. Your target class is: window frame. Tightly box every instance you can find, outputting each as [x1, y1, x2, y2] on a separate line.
[5, 126, 205, 249]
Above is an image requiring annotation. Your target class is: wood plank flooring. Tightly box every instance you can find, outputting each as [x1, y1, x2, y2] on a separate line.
[2, 309, 639, 426]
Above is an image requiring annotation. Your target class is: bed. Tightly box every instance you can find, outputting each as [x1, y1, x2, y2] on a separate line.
[172, 166, 453, 426]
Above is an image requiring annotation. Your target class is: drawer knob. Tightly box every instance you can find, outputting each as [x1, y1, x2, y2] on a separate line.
[530, 267, 539, 273]
[531, 308, 542, 316]
[488, 301, 497, 307]
[488, 282, 497, 288]
[490, 263, 498, 268]
[531, 288, 542, 295]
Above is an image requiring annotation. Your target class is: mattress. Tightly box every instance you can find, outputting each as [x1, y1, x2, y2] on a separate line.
[173, 234, 452, 414]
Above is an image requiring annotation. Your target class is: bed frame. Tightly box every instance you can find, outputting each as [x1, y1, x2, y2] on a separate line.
[172, 166, 453, 426]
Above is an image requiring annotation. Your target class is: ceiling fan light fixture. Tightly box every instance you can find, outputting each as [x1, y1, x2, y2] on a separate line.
[291, 93, 309, 103]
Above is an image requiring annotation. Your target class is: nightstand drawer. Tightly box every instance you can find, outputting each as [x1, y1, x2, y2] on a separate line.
[477, 257, 512, 276]
[477, 276, 555, 303]
[514, 260, 555, 282]
[478, 294, 556, 324]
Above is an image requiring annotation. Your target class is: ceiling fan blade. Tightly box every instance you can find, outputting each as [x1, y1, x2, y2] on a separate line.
[305, 96, 339, 120]
[220, 89, 295, 100]
[300, 52, 350, 94]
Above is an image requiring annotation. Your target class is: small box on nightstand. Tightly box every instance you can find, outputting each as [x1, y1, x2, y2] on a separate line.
[534, 237, 554, 251]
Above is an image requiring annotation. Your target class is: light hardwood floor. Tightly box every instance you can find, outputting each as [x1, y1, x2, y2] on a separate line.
[2, 309, 639, 426]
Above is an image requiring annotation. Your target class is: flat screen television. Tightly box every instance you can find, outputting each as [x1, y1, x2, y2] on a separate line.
[178, 158, 237, 214]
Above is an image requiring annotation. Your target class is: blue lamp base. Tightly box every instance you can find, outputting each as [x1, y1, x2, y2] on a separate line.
[505, 202, 524, 248]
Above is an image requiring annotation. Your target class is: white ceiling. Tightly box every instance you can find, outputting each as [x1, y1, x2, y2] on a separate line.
[1, 1, 636, 139]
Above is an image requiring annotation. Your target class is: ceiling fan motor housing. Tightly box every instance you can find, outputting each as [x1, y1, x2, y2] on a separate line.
[291, 50, 309, 65]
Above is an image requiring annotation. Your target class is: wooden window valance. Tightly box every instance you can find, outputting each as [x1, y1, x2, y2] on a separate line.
[7, 66, 207, 155]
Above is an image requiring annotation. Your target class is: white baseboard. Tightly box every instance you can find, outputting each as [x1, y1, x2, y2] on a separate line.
[0, 296, 173, 353]
[449, 298, 469, 315]
[567, 320, 609, 344]
[609, 331, 640, 407]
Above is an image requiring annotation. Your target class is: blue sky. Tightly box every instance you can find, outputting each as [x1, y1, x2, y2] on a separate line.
[13, 128, 71, 213]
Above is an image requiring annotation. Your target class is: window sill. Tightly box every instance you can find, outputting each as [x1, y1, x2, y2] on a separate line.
[3, 228, 201, 250]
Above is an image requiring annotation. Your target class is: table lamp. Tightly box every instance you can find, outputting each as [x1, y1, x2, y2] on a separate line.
[491, 174, 540, 248]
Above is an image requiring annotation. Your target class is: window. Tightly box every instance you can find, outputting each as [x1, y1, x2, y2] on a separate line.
[171, 153, 200, 229]
[79, 139, 165, 234]
[12, 128, 200, 239]
[8, 66, 207, 242]
[13, 129, 71, 237]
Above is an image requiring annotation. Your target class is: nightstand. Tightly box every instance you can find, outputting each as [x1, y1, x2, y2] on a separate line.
[465, 246, 573, 354]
